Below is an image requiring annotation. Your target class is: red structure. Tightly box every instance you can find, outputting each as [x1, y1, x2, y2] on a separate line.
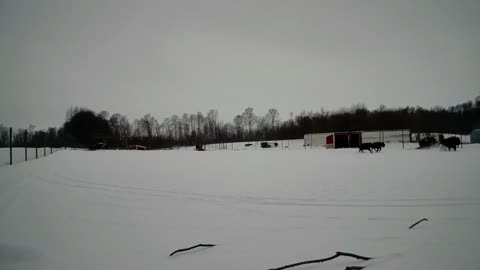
[325, 132, 362, 149]
[128, 145, 147, 150]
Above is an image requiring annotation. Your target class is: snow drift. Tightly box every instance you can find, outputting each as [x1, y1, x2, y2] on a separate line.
[0, 143, 479, 270]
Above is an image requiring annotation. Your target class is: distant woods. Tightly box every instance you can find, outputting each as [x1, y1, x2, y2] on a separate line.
[0, 124, 61, 148]
[1, 96, 479, 149]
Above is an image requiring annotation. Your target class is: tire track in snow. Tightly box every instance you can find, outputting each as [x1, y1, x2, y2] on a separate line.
[31, 172, 480, 208]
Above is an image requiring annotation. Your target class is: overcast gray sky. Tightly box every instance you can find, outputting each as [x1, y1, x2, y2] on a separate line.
[1, 0, 479, 128]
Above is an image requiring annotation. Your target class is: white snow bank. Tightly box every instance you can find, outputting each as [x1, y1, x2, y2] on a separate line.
[0, 144, 479, 270]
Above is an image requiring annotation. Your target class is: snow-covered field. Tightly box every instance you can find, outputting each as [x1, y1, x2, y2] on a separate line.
[0, 147, 61, 166]
[1, 143, 479, 270]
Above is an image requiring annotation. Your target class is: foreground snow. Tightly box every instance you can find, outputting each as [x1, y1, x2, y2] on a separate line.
[0, 144, 479, 270]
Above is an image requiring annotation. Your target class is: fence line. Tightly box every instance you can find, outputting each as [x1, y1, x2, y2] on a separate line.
[0, 127, 63, 167]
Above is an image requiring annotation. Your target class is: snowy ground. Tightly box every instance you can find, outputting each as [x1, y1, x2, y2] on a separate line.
[0, 143, 479, 270]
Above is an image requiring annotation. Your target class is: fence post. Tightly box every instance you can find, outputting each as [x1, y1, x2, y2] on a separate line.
[9, 127, 12, 165]
[24, 129, 28, 161]
[35, 132, 38, 159]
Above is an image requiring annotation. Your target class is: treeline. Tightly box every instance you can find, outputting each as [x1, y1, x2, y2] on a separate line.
[0, 124, 63, 148]
[1, 96, 479, 149]
[296, 97, 480, 136]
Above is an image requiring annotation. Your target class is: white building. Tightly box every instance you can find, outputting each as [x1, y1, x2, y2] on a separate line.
[304, 130, 410, 148]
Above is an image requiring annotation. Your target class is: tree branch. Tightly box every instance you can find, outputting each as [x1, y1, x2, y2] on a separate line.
[169, 244, 216, 256]
[409, 218, 428, 229]
[267, 251, 372, 270]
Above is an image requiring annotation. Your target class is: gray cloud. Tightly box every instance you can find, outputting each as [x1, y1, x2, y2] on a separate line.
[1, 0, 479, 128]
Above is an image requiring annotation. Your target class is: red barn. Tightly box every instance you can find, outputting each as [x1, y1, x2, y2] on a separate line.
[128, 145, 147, 150]
[304, 132, 362, 149]
[325, 132, 362, 148]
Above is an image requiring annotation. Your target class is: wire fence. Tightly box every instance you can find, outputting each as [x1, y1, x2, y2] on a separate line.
[0, 127, 64, 167]
[301, 129, 471, 150]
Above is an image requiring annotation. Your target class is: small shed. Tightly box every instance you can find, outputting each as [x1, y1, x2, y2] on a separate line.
[471, 129, 480, 144]
[325, 132, 362, 149]
[304, 132, 362, 148]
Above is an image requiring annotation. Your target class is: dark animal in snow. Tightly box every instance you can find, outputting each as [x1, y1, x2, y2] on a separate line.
[358, 143, 373, 153]
[439, 135, 460, 151]
[372, 142, 385, 152]
[274, 142, 278, 147]
[418, 136, 436, 149]
[260, 142, 272, 148]
[89, 142, 106, 151]
[245, 143, 253, 147]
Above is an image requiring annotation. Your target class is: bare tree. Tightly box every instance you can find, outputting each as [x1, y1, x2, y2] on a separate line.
[26, 124, 36, 145]
[257, 115, 269, 140]
[138, 114, 158, 138]
[132, 119, 142, 137]
[196, 112, 205, 142]
[118, 115, 131, 139]
[161, 118, 173, 139]
[265, 108, 280, 130]
[206, 109, 219, 142]
[109, 114, 122, 138]
[242, 107, 257, 140]
[189, 114, 197, 138]
[233, 115, 244, 140]
[223, 122, 235, 141]
[13, 128, 26, 146]
[181, 113, 190, 141]
[170, 115, 180, 141]
[0, 125, 9, 147]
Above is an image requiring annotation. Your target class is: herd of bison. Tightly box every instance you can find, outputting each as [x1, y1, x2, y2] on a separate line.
[359, 134, 461, 153]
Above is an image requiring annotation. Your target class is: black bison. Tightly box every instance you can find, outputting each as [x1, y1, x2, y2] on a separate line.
[274, 142, 278, 147]
[439, 135, 460, 151]
[195, 144, 205, 151]
[372, 142, 385, 152]
[418, 136, 437, 149]
[260, 142, 272, 148]
[89, 142, 106, 151]
[358, 143, 373, 153]
[245, 143, 253, 147]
